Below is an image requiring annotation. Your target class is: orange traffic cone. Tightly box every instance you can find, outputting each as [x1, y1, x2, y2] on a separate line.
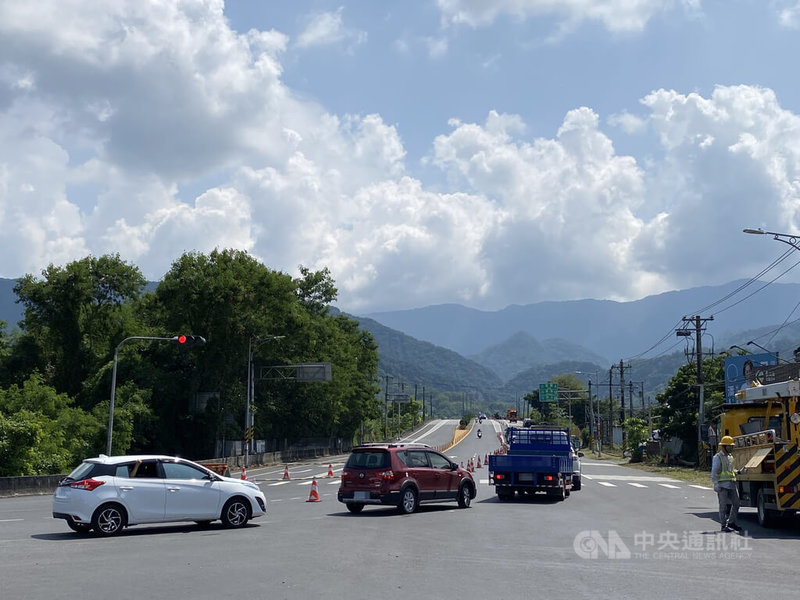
[307, 478, 320, 502]
[485, 453, 489, 464]
[477, 456, 482, 469]
[327, 464, 334, 478]
[283, 465, 291, 480]
[240, 467, 247, 480]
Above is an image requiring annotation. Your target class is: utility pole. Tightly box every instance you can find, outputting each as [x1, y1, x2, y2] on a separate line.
[384, 374, 391, 439]
[629, 381, 636, 418]
[677, 315, 713, 463]
[619, 359, 626, 424]
[608, 366, 615, 445]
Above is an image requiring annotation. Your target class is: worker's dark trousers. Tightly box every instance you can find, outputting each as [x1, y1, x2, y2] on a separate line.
[717, 485, 740, 526]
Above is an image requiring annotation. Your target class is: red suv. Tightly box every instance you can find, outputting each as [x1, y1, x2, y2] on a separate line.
[338, 443, 476, 514]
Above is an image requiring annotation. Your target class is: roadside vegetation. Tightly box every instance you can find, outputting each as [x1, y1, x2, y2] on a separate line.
[0, 251, 383, 476]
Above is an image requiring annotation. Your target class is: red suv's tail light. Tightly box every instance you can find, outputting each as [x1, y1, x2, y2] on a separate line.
[378, 470, 396, 481]
[69, 479, 105, 491]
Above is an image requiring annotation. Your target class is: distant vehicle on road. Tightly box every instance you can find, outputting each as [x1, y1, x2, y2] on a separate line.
[507, 409, 518, 422]
[52, 454, 267, 535]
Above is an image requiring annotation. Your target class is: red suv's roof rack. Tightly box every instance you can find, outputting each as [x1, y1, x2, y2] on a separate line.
[353, 442, 432, 449]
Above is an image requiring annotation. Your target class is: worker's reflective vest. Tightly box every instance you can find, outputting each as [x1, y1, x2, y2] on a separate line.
[716, 452, 736, 482]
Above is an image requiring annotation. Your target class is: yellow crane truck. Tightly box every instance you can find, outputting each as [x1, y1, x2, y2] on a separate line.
[719, 380, 800, 526]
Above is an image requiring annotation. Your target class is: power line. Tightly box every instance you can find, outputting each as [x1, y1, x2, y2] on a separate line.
[627, 247, 800, 361]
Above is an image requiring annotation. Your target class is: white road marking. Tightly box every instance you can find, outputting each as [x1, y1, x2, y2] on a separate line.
[268, 481, 290, 486]
[597, 482, 616, 487]
[658, 483, 681, 489]
[582, 474, 678, 482]
[690, 484, 713, 490]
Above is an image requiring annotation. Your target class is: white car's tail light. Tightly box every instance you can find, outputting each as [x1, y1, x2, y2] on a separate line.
[69, 479, 105, 491]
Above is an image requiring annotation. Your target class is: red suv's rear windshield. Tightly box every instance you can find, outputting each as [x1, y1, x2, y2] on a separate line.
[346, 450, 390, 469]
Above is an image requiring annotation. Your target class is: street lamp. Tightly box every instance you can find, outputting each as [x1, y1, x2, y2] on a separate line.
[246, 335, 285, 470]
[743, 228, 800, 251]
[108, 334, 205, 455]
[746, 340, 788, 364]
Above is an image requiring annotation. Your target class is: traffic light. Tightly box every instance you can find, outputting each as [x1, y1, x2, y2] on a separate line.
[172, 334, 206, 346]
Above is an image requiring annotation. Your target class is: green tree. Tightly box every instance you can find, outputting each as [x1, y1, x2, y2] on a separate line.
[0, 412, 40, 476]
[142, 249, 379, 455]
[0, 373, 104, 474]
[294, 266, 337, 315]
[623, 417, 649, 462]
[13, 254, 146, 403]
[654, 354, 725, 462]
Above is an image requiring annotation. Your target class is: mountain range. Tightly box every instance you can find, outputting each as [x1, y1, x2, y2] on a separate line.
[4, 277, 800, 405]
[364, 280, 800, 362]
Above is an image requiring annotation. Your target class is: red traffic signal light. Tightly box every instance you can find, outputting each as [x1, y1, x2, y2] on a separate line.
[172, 334, 206, 346]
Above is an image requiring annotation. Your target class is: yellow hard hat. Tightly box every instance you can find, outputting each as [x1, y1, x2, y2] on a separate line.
[720, 435, 735, 446]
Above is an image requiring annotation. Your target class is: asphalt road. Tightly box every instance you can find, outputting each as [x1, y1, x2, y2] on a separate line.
[3, 420, 800, 599]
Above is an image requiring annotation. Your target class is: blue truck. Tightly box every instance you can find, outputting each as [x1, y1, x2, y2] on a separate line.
[488, 426, 575, 500]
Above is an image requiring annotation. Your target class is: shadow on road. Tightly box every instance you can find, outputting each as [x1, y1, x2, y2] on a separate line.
[684, 508, 800, 539]
[33, 521, 261, 541]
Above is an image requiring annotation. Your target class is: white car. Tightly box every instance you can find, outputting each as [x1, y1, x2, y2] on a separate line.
[52, 454, 266, 535]
[570, 443, 583, 491]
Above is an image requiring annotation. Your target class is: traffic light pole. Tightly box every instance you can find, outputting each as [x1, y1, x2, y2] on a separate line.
[245, 335, 284, 470]
[107, 334, 205, 455]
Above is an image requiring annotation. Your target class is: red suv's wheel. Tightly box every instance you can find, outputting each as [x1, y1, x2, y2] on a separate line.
[457, 483, 472, 508]
[398, 487, 418, 514]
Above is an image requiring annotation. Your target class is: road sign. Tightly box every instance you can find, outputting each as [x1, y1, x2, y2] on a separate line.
[296, 362, 332, 382]
[539, 383, 558, 403]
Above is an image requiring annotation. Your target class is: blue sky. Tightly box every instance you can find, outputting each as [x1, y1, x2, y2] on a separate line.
[2, 1, 800, 315]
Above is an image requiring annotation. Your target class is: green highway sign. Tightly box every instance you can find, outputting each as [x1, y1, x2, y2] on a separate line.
[539, 383, 558, 403]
